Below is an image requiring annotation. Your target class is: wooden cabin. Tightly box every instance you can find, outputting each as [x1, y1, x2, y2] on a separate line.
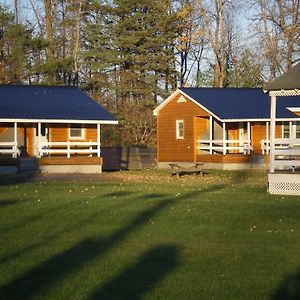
[153, 88, 300, 169]
[0, 85, 117, 174]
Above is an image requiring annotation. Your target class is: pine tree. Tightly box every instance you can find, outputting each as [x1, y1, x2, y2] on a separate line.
[0, 5, 38, 84]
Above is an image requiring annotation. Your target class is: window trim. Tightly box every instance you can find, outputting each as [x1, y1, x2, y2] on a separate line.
[176, 120, 184, 139]
[69, 124, 85, 140]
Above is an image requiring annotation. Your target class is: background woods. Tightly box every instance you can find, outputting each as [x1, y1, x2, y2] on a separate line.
[0, 0, 299, 146]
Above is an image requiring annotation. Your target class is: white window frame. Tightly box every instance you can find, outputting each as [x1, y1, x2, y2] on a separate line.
[69, 124, 85, 140]
[294, 121, 300, 138]
[176, 120, 184, 139]
[282, 122, 290, 138]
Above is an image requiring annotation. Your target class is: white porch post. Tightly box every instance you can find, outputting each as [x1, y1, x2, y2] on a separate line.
[223, 122, 226, 155]
[97, 123, 101, 158]
[247, 122, 251, 154]
[266, 122, 269, 155]
[13, 122, 18, 158]
[270, 95, 277, 173]
[37, 122, 41, 158]
[289, 121, 293, 138]
[209, 116, 213, 154]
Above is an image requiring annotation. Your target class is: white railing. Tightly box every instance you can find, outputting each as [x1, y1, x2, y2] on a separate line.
[39, 141, 100, 158]
[197, 139, 252, 155]
[261, 139, 300, 155]
[263, 138, 300, 171]
[0, 141, 19, 158]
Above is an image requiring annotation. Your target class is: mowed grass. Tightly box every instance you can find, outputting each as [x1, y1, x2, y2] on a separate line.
[0, 170, 299, 300]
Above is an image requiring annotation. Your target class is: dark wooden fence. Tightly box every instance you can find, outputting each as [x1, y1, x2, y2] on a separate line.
[101, 147, 156, 170]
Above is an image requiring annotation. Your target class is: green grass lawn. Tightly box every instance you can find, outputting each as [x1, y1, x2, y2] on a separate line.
[0, 170, 299, 300]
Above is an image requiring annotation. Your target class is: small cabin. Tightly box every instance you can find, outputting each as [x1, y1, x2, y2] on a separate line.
[0, 85, 117, 174]
[153, 88, 300, 169]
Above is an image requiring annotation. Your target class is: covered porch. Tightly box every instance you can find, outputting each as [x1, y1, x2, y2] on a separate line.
[264, 63, 300, 195]
[0, 85, 118, 174]
[0, 120, 109, 174]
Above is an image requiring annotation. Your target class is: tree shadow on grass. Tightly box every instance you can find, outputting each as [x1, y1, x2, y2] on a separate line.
[0, 199, 29, 208]
[1, 198, 86, 232]
[0, 237, 106, 299]
[0, 185, 224, 299]
[271, 271, 300, 300]
[143, 193, 169, 200]
[0, 198, 174, 299]
[0, 174, 38, 186]
[89, 244, 180, 300]
[0, 197, 137, 265]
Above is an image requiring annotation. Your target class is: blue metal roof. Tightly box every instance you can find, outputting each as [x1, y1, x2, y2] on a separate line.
[179, 87, 300, 120]
[0, 85, 116, 122]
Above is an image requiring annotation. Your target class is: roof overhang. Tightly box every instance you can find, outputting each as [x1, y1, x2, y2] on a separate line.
[222, 118, 300, 123]
[153, 90, 181, 116]
[0, 118, 118, 124]
[264, 89, 300, 97]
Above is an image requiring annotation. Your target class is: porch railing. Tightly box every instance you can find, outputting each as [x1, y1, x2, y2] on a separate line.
[262, 138, 300, 170]
[39, 141, 100, 158]
[0, 142, 19, 158]
[197, 139, 252, 155]
[261, 139, 300, 155]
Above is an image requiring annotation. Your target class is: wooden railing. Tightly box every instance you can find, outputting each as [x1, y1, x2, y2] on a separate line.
[39, 141, 100, 158]
[197, 139, 252, 155]
[0, 142, 19, 158]
[263, 138, 300, 171]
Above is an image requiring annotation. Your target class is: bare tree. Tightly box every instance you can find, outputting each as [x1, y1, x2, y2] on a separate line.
[197, 0, 237, 87]
[252, 0, 300, 79]
[73, 0, 84, 86]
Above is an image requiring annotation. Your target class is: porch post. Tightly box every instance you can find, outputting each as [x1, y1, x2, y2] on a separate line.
[37, 122, 41, 158]
[97, 123, 101, 158]
[209, 116, 213, 154]
[13, 122, 18, 158]
[266, 122, 269, 155]
[289, 121, 293, 138]
[247, 122, 250, 154]
[269, 95, 276, 173]
[223, 122, 226, 155]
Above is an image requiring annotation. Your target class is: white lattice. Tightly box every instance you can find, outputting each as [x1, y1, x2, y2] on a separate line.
[268, 173, 300, 195]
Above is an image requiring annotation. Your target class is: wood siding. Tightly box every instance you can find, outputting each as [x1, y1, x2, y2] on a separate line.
[194, 116, 209, 156]
[251, 123, 267, 154]
[251, 122, 282, 154]
[50, 124, 97, 142]
[0, 124, 98, 158]
[157, 94, 209, 162]
[226, 123, 240, 154]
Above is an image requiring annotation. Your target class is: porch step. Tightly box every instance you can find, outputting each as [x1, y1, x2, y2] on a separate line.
[19, 158, 39, 173]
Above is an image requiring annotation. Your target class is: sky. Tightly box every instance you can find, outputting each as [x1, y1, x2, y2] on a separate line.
[0, 0, 43, 23]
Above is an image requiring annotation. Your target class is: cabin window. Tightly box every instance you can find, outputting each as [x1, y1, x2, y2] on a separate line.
[69, 124, 84, 139]
[295, 122, 300, 138]
[176, 120, 184, 139]
[283, 122, 290, 138]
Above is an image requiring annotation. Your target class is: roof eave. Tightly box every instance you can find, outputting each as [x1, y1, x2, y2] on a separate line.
[0, 118, 118, 124]
[153, 90, 181, 116]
